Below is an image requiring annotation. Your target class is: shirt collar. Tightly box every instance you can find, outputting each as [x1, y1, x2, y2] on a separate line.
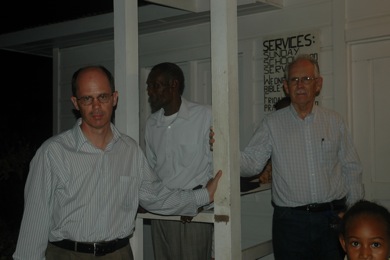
[72, 118, 122, 151]
[156, 97, 190, 126]
[176, 97, 190, 120]
[289, 104, 317, 122]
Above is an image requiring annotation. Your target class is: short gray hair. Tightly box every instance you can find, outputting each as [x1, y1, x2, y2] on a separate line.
[284, 54, 320, 80]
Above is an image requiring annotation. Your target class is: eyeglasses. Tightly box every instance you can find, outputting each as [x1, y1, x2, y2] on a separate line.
[288, 76, 317, 86]
[76, 93, 113, 106]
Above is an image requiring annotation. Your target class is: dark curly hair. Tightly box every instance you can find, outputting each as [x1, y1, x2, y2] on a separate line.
[340, 199, 390, 239]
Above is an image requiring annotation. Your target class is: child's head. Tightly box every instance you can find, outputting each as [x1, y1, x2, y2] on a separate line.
[339, 200, 390, 260]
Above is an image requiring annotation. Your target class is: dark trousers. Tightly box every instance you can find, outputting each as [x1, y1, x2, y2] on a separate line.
[272, 206, 345, 260]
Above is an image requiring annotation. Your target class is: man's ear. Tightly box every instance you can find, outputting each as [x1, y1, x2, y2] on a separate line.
[283, 80, 290, 95]
[112, 91, 119, 107]
[71, 96, 80, 111]
[171, 79, 179, 90]
[315, 76, 323, 96]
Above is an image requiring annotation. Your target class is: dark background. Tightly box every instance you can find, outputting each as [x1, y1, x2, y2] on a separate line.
[0, 0, 152, 34]
[0, 49, 52, 258]
[0, 1, 151, 257]
[0, 1, 113, 34]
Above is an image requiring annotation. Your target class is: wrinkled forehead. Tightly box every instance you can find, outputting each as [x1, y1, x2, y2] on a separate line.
[291, 59, 314, 70]
[285, 58, 319, 79]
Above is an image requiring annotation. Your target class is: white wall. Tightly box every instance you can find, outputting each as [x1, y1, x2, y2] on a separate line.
[54, 41, 114, 133]
[138, 1, 337, 257]
[346, 0, 390, 211]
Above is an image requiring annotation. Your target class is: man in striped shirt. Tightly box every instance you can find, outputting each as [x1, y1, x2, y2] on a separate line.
[13, 65, 222, 260]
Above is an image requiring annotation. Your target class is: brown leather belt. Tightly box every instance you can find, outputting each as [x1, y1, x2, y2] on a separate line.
[292, 197, 347, 212]
[50, 236, 130, 256]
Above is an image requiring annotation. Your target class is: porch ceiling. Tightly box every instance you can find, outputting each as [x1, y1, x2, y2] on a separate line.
[0, 1, 282, 57]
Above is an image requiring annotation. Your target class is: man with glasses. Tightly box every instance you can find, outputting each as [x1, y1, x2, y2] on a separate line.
[13, 65, 222, 260]
[240, 54, 364, 259]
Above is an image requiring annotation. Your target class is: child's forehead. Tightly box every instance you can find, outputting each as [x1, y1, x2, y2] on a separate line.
[347, 214, 388, 235]
[351, 213, 385, 224]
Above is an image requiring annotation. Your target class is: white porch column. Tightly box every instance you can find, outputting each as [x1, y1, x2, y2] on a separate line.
[114, 0, 139, 141]
[113, 0, 143, 259]
[210, 0, 241, 259]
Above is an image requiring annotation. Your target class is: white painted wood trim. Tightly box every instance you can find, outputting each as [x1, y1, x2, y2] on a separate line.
[114, 0, 139, 140]
[210, 1, 242, 259]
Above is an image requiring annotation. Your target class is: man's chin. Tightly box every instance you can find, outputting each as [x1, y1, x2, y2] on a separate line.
[150, 105, 160, 113]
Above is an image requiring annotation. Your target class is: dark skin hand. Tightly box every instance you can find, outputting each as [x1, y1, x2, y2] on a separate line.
[139, 170, 223, 220]
[209, 127, 215, 151]
[181, 170, 222, 223]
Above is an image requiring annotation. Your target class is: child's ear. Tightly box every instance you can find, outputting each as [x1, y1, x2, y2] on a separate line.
[339, 234, 347, 252]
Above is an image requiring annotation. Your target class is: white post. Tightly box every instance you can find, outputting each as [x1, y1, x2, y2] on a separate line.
[210, 0, 241, 259]
[114, 0, 139, 141]
[113, 0, 143, 259]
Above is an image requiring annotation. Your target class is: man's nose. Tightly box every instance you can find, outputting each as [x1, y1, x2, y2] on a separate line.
[297, 78, 305, 87]
[147, 87, 153, 96]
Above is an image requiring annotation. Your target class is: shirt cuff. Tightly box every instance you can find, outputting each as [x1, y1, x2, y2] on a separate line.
[193, 188, 210, 207]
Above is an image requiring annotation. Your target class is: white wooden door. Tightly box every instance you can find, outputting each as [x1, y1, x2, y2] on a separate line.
[350, 38, 390, 208]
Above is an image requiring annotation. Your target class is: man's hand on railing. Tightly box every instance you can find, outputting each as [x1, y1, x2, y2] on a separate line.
[180, 216, 193, 223]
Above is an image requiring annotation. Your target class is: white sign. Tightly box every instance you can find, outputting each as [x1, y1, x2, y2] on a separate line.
[262, 30, 320, 112]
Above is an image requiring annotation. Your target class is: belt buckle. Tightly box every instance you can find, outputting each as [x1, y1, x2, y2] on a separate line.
[307, 204, 317, 212]
[94, 242, 106, 256]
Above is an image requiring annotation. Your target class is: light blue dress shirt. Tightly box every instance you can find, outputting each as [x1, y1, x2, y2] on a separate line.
[241, 105, 364, 207]
[145, 98, 214, 190]
[13, 118, 209, 260]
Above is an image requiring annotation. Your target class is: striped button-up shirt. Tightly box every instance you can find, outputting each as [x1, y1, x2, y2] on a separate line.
[14, 119, 209, 260]
[241, 105, 364, 207]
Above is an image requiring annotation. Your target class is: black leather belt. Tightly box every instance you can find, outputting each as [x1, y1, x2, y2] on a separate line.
[292, 197, 347, 212]
[50, 236, 130, 256]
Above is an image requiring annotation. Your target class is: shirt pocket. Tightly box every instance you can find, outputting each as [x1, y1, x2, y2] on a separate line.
[321, 139, 338, 167]
[178, 143, 201, 167]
